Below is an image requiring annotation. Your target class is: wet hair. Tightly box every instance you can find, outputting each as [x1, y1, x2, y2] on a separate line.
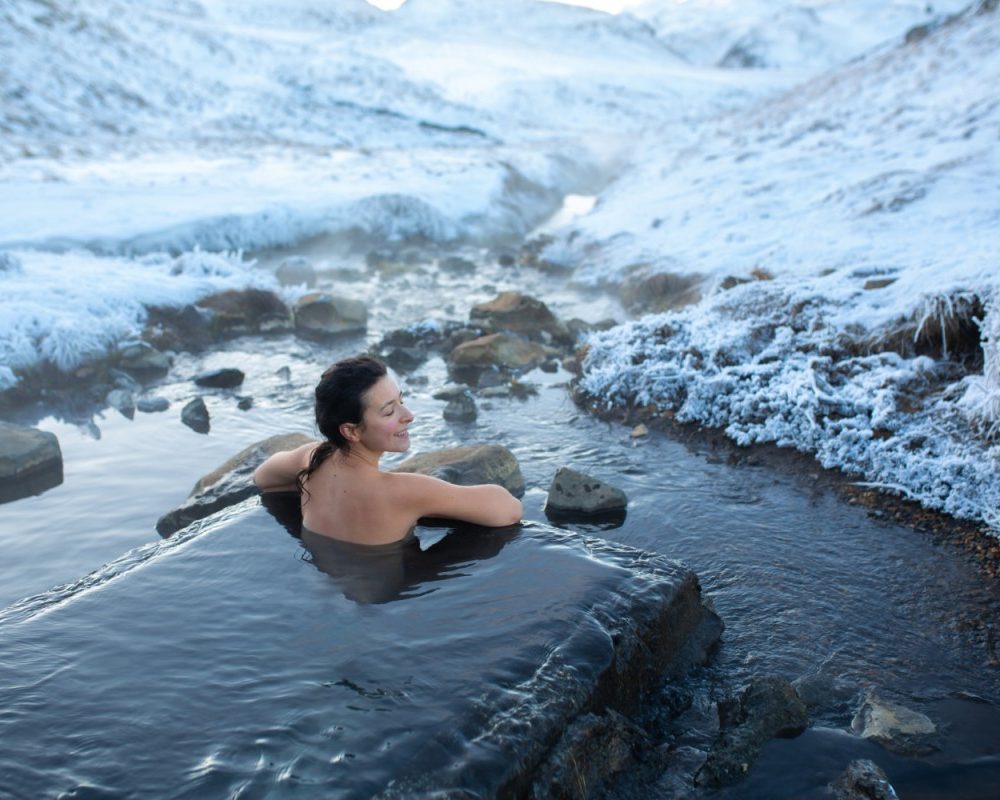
[296, 354, 388, 497]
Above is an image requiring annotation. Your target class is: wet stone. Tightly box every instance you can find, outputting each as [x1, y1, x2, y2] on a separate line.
[293, 292, 367, 337]
[0, 507, 721, 800]
[181, 397, 210, 435]
[469, 291, 572, 345]
[156, 432, 313, 537]
[443, 392, 477, 423]
[0, 421, 63, 504]
[236, 396, 253, 411]
[194, 368, 245, 389]
[137, 396, 170, 414]
[831, 759, 899, 800]
[439, 255, 476, 274]
[118, 341, 171, 376]
[851, 690, 937, 756]
[448, 333, 549, 380]
[545, 467, 628, 516]
[393, 444, 525, 497]
[696, 676, 809, 788]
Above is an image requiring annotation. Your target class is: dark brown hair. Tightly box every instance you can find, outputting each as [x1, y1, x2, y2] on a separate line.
[296, 355, 388, 497]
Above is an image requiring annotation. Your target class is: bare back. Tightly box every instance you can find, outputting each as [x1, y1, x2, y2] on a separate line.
[301, 452, 419, 546]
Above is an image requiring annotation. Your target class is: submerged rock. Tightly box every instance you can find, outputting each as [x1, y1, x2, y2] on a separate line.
[156, 432, 313, 537]
[851, 690, 937, 756]
[293, 291, 367, 337]
[180, 397, 210, 434]
[117, 340, 172, 376]
[831, 759, 899, 800]
[392, 444, 525, 497]
[696, 676, 809, 788]
[137, 396, 170, 414]
[194, 368, 245, 389]
[0, 508, 722, 800]
[0, 421, 63, 503]
[545, 467, 628, 516]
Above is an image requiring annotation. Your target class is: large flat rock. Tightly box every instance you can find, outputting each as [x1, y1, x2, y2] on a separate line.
[0, 504, 720, 799]
[0, 421, 63, 503]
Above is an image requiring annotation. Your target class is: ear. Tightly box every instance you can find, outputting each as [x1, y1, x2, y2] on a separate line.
[339, 421, 361, 443]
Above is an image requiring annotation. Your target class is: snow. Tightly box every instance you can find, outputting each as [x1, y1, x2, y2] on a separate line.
[1, 0, 997, 528]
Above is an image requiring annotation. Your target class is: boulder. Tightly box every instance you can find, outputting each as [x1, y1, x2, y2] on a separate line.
[197, 289, 290, 336]
[545, 467, 628, 516]
[156, 432, 313, 537]
[392, 444, 525, 497]
[469, 291, 572, 345]
[275, 256, 316, 287]
[448, 333, 550, 380]
[181, 397, 210, 434]
[831, 759, 899, 800]
[194, 368, 245, 389]
[443, 392, 477, 423]
[293, 292, 367, 337]
[851, 690, 937, 756]
[0, 421, 63, 503]
[696, 676, 809, 788]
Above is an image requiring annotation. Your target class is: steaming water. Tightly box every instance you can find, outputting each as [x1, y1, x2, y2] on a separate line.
[0, 238, 997, 797]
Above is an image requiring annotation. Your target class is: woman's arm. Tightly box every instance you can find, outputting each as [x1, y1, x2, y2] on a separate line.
[392, 473, 522, 527]
[252, 442, 317, 493]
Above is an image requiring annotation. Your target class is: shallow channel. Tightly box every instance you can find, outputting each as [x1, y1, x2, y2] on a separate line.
[1, 237, 998, 797]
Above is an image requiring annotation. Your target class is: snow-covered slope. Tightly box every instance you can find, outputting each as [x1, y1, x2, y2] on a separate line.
[576, 5, 1000, 530]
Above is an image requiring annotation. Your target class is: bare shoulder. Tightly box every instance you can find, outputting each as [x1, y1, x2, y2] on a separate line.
[253, 440, 320, 492]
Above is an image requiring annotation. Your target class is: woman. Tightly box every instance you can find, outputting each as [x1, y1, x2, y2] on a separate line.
[253, 355, 522, 545]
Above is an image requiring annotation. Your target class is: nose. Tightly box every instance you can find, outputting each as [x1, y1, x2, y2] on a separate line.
[402, 405, 415, 424]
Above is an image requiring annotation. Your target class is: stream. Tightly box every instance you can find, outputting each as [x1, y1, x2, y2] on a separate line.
[1, 228, 998, 798]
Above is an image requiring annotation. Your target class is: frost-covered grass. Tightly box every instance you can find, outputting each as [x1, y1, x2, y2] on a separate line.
[581, 277, 1000, 530]
[0, 249, 276, 389]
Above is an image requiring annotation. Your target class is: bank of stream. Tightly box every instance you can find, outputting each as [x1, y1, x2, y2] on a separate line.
[1, 233, 998, 798]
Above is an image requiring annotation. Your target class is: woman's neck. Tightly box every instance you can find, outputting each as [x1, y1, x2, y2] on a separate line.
[340, 445, 382, 470]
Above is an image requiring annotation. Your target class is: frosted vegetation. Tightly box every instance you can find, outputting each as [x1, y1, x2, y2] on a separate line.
[0, 0, 997, 528]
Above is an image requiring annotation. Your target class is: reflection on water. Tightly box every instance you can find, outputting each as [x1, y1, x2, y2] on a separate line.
[261, 491, 521, 604]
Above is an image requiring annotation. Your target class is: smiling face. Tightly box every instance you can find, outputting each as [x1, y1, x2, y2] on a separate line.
[343, 375, 414, 457]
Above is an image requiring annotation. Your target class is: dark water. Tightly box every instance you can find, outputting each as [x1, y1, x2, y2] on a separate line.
[1, 239, 998, 796]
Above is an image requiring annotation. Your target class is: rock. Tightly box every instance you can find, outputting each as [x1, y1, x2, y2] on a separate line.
[851, 690, 937, 756]
[439, 255, 476, 274]
[2, 507, 722, 800]
[448, 333, 550, 381]
[545, 467, 628, 517]
[863, 278, 897, 291]
[443, 392, 477, 423]
[696, 676, 809, 788]
[392, 444, 525, 497]
[469, 291, 572, 345]
[106, 388, 136, 419]
[236, 396, 253, 411]
[181, 397, 210, 434]
[293, 292, 367, 337]
[0, 251, 23, 273]
[117, 340, 171, 376]
[275, 256, 316, 287]
[620, 272, 702, 314]
[382, 346, 426, 373]
[144, 303, 214, 352]
[194, 368, 245, 389]
[197, 289, 290, 336]
[137, 396, 170, 413]
[108, 369, 140, 392]
[432, 383, 472, 401]
[530, 709, 649, 800]
[0, 421, 63, 503]
[156, 432, 313, 537]
[497, 252, 516, 267]
[631, 423, 649, 438]
[831, 759, 899, 800]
